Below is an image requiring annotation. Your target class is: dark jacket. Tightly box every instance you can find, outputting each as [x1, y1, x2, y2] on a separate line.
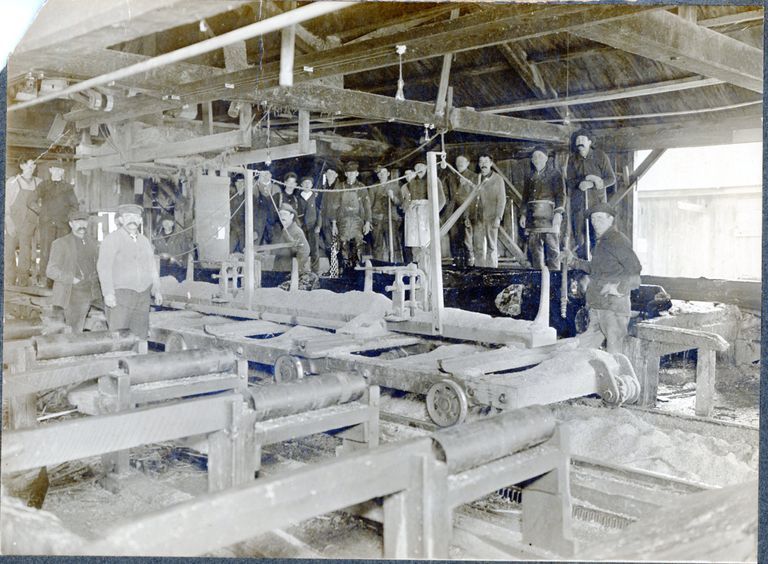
[574, 226, 642, 314]
[566, 148, 616, 209]
[522, 161, 565, 225]
[46, 233, 101, 308]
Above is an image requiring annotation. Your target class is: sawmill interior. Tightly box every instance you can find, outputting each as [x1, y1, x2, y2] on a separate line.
[1, 1, 763, 560]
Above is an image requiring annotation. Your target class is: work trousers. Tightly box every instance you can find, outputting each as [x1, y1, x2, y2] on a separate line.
[571, 189, 607, 259]
[528, 232, 561, 270]
[107, 288, 151, 339]
[304, 226, 321, 273]
[63, 286, 94, 333]
[579, 308, 630, 354]
[448, 222, 473, 267]
[5, 225, 36, 286]
[339, 236, 364, 273]
[371, 216, 403, 263]
[470, 219, 499, 268]
[40, 221, 70, 283]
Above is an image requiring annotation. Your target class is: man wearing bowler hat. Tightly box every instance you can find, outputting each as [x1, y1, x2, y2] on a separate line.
[565, 202, 641, 353]
[97, 203, 162, 339]
[46, 210, 101, 333]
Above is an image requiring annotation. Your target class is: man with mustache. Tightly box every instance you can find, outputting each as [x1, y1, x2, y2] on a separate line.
[97, 204, 162, 339]
[473, 154, 506, 268]
[46, 210, 101, 333]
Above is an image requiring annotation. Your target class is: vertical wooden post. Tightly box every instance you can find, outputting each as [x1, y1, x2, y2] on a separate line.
[244, 169, 255, 308]
[624, 337, 660, 407]
[426, 152, 444, 334]
[363, 259, 373, 293]
[208, 398, 256, 492]
[434, 9, 460, 116]
[298, 109, 310, 153]
[366, 385, 380, 448]
[202, 102, 214, 135]
[695, 348, 716, 417]
[520, 427, 574, 556]
[290, 258, 299, 291]
[383, 454, 449, 559]
[279, 23, 296, 86]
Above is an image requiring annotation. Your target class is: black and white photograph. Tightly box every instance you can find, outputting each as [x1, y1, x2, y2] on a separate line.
[0, 0, 763, 560]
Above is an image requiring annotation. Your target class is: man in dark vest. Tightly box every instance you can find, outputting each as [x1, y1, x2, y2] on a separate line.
[46, 210, 101, 332]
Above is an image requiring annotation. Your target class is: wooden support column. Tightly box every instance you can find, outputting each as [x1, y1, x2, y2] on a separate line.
[208, 398, 257, 492]
[520, 427, 574, 556]
[434, 9, 460, 117]
[298, 109, 311, 153]
[624, 337, 661, 408]
[426, 152, 444, 334]
[202, 102, 214, 135]
[383, 454, 449, 559]
[280, 21, 296, 87]
[695, 348, 717, 417]
[244, 169, 255, 308]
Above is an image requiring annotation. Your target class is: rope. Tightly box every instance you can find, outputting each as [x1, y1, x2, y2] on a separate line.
[271, 174, 409, 193]
[546, 100, 762, 123]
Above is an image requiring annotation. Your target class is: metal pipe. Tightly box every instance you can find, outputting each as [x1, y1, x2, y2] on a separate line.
[33, 329, 139, 360]
[247, 372, 367, 421]
[118, 348, 237, 384]
[8, 2, 356, 112]
[431, 405, 555, 474]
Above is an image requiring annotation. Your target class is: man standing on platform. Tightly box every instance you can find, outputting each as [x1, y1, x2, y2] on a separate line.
[566, 202, 641, 354]
[335, 161, 371, 272]
[298, 175, 323, 273]
[5, 157, 42, 286]
[442, 155, 476, 267]
[254, 170, 281, 245]
[566, 129, 616, 258]
[520, 147, 565, 270]
[97, 204, 162, 339]
[369, 164, 403, 262]
[473, 154, 506, 268]
[38, 161, 80, 287]
[46, 210, 101, 333]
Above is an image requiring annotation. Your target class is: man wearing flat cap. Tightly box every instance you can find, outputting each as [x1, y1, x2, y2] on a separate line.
[276, 202, 312, 275]
[565, 202, 641, 353]
[298, 175, 323, 273]
[46, 210, 101, 332]
[335, 161, 371, 272]
[368, 164, 403, 262]
[97, 204, 162, 339]
[566, 129, 616, 258]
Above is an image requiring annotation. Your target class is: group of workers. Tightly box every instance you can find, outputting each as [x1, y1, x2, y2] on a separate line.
[5, 128, 640, 351]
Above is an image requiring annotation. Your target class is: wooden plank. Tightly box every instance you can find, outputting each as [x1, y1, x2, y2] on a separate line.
[81, 438, 434, 556]
[446, 444, 560, 508]
[698, 8, 764, 28]
[4, 357, 126, 398]
[484, 76, 723, 114]
[695, 349, 717, 418]
[15, 0, 253, 55]
[2, 394, 239, 473]
[640, 275, 762, 310]
[434, 9, 460, 116]
[439, 339, 578, 376]
[496, 42, 565, 120]
[573, 10, 763, 93]
[253, 403, 371, 445]
[226, 141, 317, 166]
[65, 4, 654, 127]
[609, 149, 666, 207]
[76, 129, 249, 171]
[634, 323, 730, 352]
[624, 338, 661, 408]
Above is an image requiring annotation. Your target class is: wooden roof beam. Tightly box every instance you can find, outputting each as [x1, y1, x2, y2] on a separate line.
[497, 42, 566, 120]
[482, 75, 726, 114]
[14, 0, 254, 56]
[65, 4, 655, 128]
[572, 10, 763, 93]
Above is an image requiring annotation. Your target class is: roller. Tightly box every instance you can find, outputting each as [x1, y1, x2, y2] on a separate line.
[431, 405, 556, 474]
[248, 372, 367, 421]
[4, 320, 44, 341]
[33, 329, 139, 361]
[118, 348, 237, 384]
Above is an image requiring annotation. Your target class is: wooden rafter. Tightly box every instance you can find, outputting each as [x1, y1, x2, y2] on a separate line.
[64, 3, 656, 127]
[572, 10, 763, 93]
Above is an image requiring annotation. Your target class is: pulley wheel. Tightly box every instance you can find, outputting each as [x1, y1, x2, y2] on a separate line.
[274, 354, 305, 383]
[426, 379, 469, 428]
[165, 333, 189, 352]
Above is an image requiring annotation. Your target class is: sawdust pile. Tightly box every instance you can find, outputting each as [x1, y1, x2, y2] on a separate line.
[558, 407, 758, 487]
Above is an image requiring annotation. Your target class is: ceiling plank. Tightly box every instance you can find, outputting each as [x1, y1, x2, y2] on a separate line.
[65, 3, 655, 127]
[482, 76, 725, 114]
[496, 42, 566, 120]
[572, 10, 763, 93]
[15, 0, 254, 56]
[697, 8, 764, 28]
